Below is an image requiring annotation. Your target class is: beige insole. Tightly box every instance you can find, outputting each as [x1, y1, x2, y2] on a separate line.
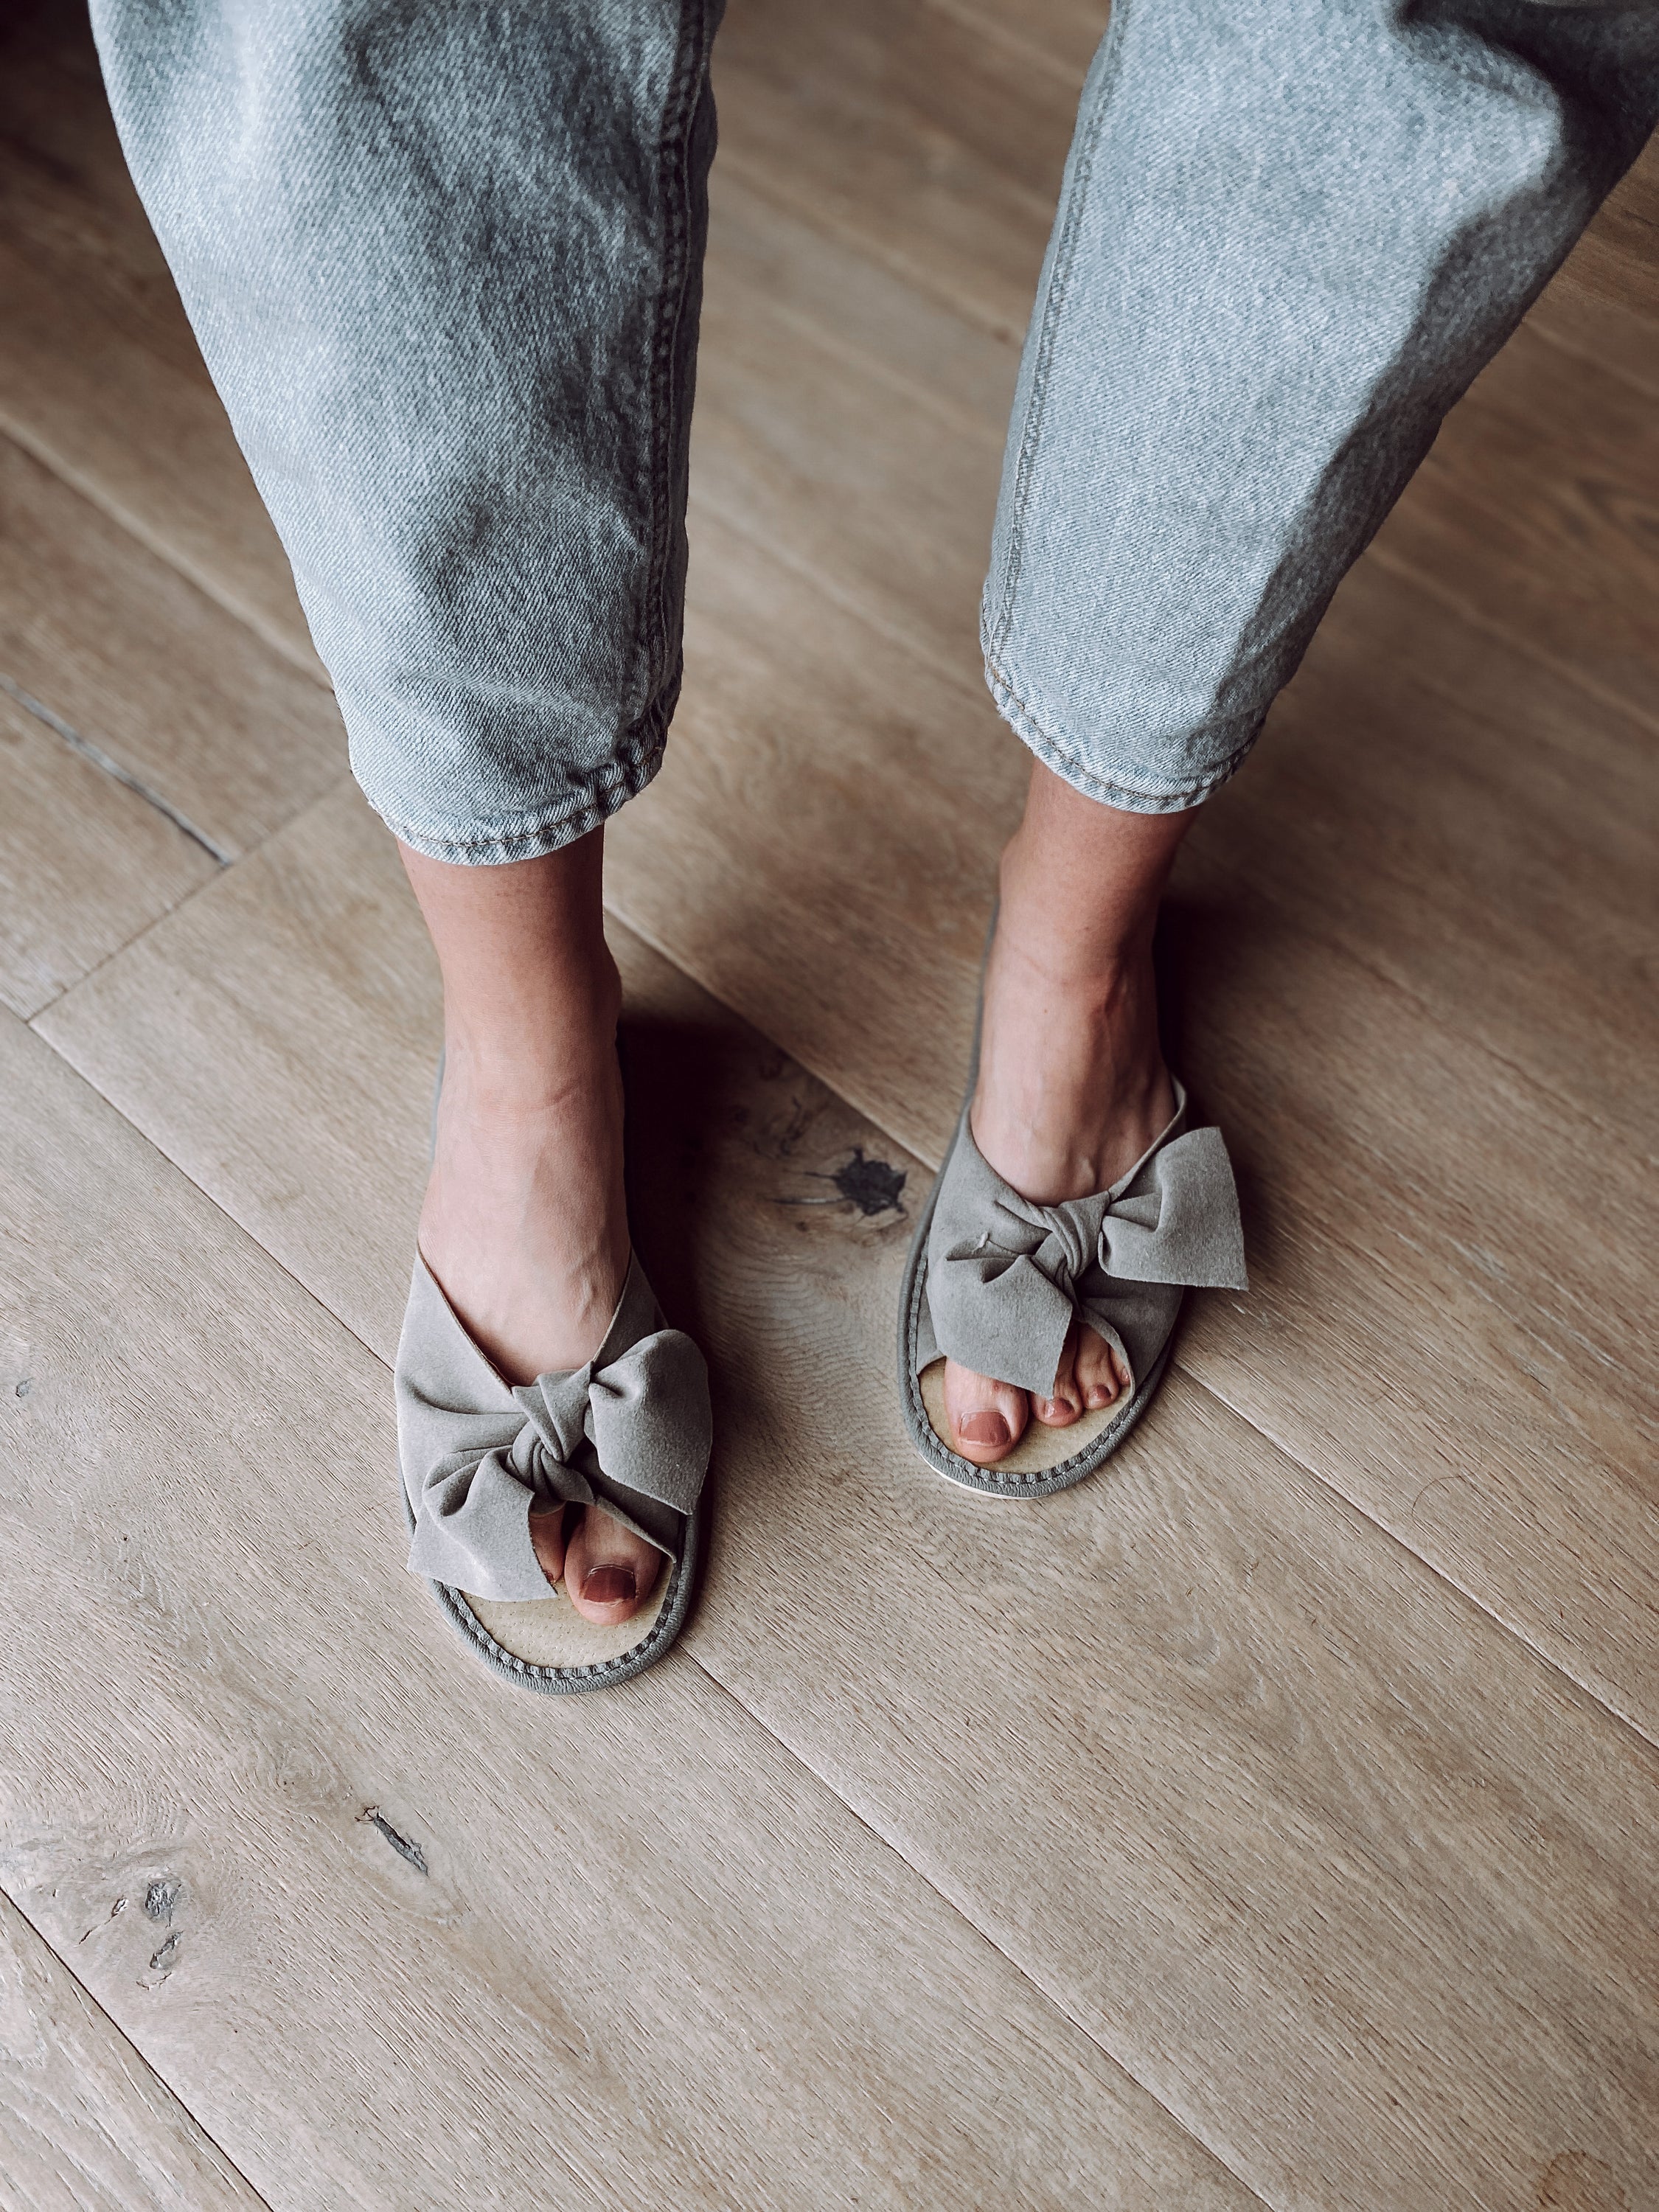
[919, 1358, 1120, 1477]
[464, 1567, 672, 1670]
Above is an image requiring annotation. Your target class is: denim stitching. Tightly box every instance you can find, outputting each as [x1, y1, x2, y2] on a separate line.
[985, 0, 1133, 668]
[639, 0, 716, 715]
[987, 656, 1261, 812]
[377, 720, 670, 863]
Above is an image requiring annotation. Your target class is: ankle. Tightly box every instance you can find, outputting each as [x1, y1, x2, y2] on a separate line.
[996, 843, 1158, 986]
[973, 911, 1172, 1203]
[441, 953, 623, 1119]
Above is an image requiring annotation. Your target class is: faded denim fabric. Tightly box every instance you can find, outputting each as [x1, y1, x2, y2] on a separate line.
[92, 1, 1659, 852]
[985, 0, 1659, 810]
[91, 0, 722, 862]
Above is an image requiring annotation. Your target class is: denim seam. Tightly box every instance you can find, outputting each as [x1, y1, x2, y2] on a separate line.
[985, 655, 1261, 812]
[375, 716, 669, 864]
[984, 0, 1133, 669]
[639, 0, 713, 704]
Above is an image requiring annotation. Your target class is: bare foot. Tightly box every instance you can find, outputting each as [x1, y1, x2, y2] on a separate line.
[403, 836, 665, 1622]
[941, 765, 1194, 1466]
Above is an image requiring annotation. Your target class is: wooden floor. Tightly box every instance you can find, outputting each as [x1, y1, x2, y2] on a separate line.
[3, 3, 1658, 2206]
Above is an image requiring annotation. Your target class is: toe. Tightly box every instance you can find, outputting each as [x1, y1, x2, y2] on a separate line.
[563, 1504, 664, 1624]
[942, 1357, 1029, 1464]
[1074, 1324, 1130, 1411]
[1032, 1322, 1083, 1427]
[528, 1504, 568, 1590]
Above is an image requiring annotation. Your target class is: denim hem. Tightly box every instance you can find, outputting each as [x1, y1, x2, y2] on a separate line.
[985, 658, 1258, 815]
[370, 731, 667, 866]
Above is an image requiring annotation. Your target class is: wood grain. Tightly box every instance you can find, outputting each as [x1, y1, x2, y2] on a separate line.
[0, 8, 318, 670]
[0, 1001, 1253, 2212]
[0, 1887, 266, 2212]
[29, 785, 1659, 2211]
[0, 434, 343, 860]
[1375, 321, 1659, 726]
[604, 510, 1659, 1750]
[7, 7, 1659, 2208]
[0, 687, 218, 1020]
[38, 457, 1659, 1761]
[714, 0, 1068, 338]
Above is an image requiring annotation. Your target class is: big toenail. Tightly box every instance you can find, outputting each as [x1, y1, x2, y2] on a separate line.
[582, 1565, 636, 1605]
[959, 1411, 1009, 1448]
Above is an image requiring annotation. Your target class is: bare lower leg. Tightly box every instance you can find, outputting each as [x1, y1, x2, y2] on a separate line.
[401, 829, 660, 1620]
[944, 761, 1197, 1463]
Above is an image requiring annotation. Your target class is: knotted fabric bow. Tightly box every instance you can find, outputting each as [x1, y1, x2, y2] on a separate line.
[397, 1254, 712, 1602]
[923, 1085, 1248, 1399]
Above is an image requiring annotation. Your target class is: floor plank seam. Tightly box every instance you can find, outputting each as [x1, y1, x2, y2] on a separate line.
[0, 668, 231, 863]
[21, 1007, 396, 1383]
[0, 1876, 279, 2212]
[20, 769, 363, 1025]
[13, 1012, 1266, 2208]
[1174, 1357, 1659, 1761]
[0, 412, 329, 691]
[594, 896, 1659, 1764]
[678, 1645, 1276, 2211]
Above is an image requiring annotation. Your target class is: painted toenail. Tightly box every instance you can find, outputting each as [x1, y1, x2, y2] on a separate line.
[959, 1411, 1009, 1448]
[582, 1565, 636, 1605]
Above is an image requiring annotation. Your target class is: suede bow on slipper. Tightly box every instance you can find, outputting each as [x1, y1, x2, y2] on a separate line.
[902, 1079, 1248, 1497]
[397, 1250, 712, 1691]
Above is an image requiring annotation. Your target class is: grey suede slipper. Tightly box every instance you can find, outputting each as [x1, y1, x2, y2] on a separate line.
[898, 988, 1247, 1500]
[396, 1061, 712, 1694]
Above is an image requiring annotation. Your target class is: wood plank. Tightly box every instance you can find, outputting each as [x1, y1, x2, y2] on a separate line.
[1199, 554, 1659, 1158]
[0, 687, 217, 1021]
[0, 1885, 267, 2212]
[714, 0, 1067, 337]
[625, 521, 1659, 1751]
[0, 1000, 1248, 2212]
[36, 511, 1659, 1762]
[0, 5, 318, 670]
[15, 0, 1659, 1790]
[1516, 139, 1659, 400]
[0, 434, 344, 860]
[37, 779, 438, 1358]
[693, 191, 1003, 675]
[1374, 319, 1659, 725]
[28, 784, 1659, 2209]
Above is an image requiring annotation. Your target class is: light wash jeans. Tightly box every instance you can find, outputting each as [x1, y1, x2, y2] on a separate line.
[91, 1, 1659, 855]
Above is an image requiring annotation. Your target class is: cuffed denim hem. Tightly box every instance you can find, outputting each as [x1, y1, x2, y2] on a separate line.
[985, 656, 1260, 817]
[368, 729, 668, 867]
